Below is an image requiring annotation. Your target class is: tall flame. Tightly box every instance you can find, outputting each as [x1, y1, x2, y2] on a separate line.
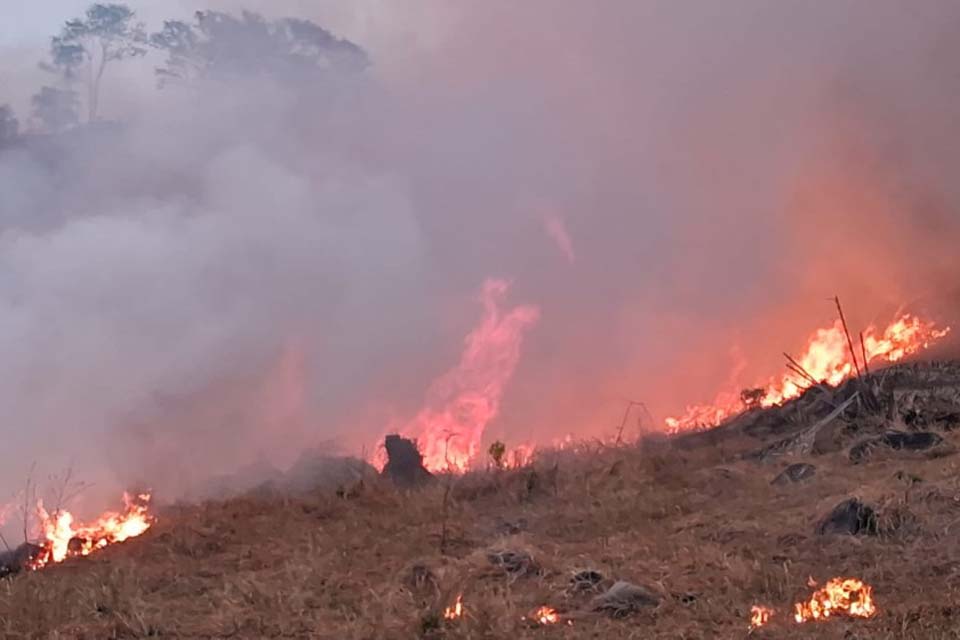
[666, 313, 949, 433]
[385, 279, 539, 472]
[28, 493, 153, 570]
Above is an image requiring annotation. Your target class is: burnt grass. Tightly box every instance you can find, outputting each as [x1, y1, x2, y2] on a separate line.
[5, 369, 960, 637]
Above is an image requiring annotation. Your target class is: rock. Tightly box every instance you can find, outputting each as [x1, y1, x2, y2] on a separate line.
[894, 470, 923, 485]
[816, 498, 878, 536]
[771, 463, 816, 486]
[591, 580, 660, 617]
[850, 431, 943, 463]
[883, 431, 943, 450]
[403, 563, 438, 596]
[487, 550, 540, 578]
[494, 517, 528, 536]
[569, 569, 605, 594]
[381, 435, 434, 487]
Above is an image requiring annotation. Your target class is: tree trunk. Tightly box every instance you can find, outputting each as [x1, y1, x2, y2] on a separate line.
[89, 42, 109, 123]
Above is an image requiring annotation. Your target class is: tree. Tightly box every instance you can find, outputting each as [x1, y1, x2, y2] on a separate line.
[0, 105, 18, 145]
[150, 11, 368, 86]
[43, 3, 147, 122]
[31, 87, 80, 133]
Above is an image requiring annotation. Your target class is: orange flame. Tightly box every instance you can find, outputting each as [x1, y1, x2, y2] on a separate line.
[667, 313, 949, 433]
[750, 605, 773, 629]
[531, 606, 560, 625]
[28, 493, 153, 570]
[380, 279, 539, 472]
[794, 577, 876, 623]
[443, 594, 464, 620]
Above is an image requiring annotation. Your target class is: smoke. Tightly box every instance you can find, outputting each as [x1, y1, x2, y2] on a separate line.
[2, 0, 960, 520]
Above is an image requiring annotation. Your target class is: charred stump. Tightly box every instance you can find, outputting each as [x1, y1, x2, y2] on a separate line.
[381, 434, 434, 487]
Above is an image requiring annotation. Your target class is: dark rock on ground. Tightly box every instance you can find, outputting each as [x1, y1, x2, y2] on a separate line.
[494, 517, 528, 536]
[771, 463, 816, 485]
[894, 470, 923, 484]
[591, 580, 660, 617]
[569, 569, 605, 594]
[487, 550, 540, 578]
[884, 431, 943, 450]
[381, 434, 434, 487]
[850, 431, 943, 463]
[816, 498, 878, 536]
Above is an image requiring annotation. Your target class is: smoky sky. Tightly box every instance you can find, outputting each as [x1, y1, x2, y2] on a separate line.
[2, 0, 960, 519]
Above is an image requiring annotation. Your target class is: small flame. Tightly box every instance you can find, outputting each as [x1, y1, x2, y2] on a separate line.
[794, 577, 876, 623]
[28, 493, 153, 570]
[750, 605, 773, 629]
[667, 313, 949, 432]
[532, 606, 559, 625]
[443, 594, 464, 620]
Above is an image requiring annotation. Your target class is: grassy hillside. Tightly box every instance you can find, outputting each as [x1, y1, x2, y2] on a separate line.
[3, 365, 960, 638]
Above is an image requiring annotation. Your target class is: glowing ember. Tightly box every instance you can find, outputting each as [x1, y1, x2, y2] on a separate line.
[443, 594, 464, 620]
[750, 605, 773, 629]
[28, 493, 153, 570]
[667, 313, 949, 432]
[531, 606, 560, 625]
[381, 279, 539, 472]
[794, 577, 876, 623]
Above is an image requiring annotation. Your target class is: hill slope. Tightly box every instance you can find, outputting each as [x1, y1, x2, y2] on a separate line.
[4, 362, 960, 639]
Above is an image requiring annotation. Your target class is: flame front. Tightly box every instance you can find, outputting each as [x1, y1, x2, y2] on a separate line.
[750, 605, 773, 629]
[667, 313, 949, 432]
[29, 493, 153, 570]
[794, 577, 875, 623]
[382, 279, 540, 473]
[443, 594, 464, 620]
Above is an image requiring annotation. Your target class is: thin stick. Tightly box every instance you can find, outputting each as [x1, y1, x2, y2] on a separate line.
[784, 353, 819, 385]
[860, 331, 871, 376]
[785, 361, 817, 386]
[21, 462, 36, 545]
[616, 400, 648, 445]
[834, 296, 862, 378]
[0, 531, 10, 553]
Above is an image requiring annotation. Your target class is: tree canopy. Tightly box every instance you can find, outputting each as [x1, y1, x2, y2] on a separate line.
[150, 11, 368, 86]
[43, 3, 147, 121]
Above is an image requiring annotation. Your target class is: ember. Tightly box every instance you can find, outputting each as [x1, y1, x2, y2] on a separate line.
[750, 605, 773, 629]
[794, 577, 876, 623]
[443, 594, 464, 620]
[28, 493, 153, 570]
[667, 313, 949, 433]
[531, 606, 559, 625]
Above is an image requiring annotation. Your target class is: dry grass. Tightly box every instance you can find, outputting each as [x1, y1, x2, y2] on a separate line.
[3, 429, 960, 639]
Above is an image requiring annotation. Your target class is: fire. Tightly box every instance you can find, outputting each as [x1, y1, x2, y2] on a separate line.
[382, 279, 539, 472]
[28, 493, 153, 570]
[794, 577, 876, 623]
[667, 313, 949, 433]
[532, 606, 559, 625]
[750, 605, 773, 629]
[443, 594, 464, 620]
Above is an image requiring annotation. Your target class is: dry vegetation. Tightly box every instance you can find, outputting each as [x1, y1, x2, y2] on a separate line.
[4, 370, 960, 638]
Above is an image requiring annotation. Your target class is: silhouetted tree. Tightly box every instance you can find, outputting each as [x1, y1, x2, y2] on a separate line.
[150, 11, 368, 86]
[31, 87, 81, 133]
[0, 105, 19, 145]
[43, 3, 147, 122]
